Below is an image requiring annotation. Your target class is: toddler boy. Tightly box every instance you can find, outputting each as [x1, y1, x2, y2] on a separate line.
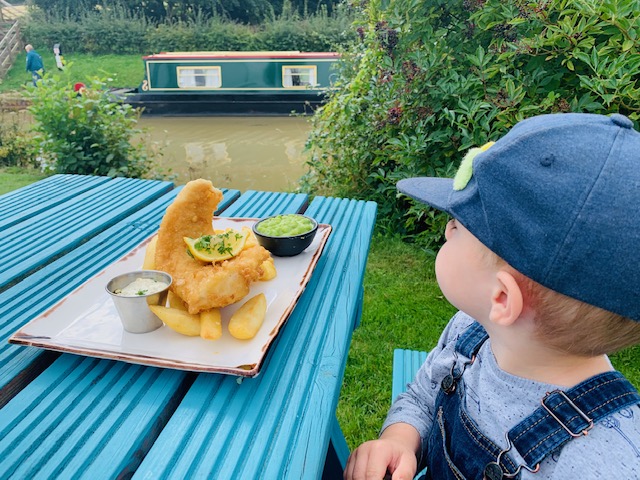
[345, 113, 640, 479]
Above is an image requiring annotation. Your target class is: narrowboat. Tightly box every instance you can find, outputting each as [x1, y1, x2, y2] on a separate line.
[119, 51, 340, 115]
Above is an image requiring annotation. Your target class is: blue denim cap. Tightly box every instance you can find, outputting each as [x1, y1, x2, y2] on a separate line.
[397, 113, 640, 321]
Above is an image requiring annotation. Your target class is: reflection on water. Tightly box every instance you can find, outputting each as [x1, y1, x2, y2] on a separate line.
[138, 116, 313, 192]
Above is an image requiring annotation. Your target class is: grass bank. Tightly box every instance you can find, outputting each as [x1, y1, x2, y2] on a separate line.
[337, 237, 455, 446]
[0, 167, 48, 195]
[0, 53, 143, 93]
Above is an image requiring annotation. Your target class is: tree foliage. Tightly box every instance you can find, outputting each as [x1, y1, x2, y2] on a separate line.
[26, 73, 158, 178]
[303, 0, 640, 248]
[21, 4, 354, 55]
[30, 0, 341, 24]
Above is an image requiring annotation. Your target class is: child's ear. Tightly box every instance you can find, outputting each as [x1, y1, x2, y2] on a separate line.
[489, 270, 524, 326]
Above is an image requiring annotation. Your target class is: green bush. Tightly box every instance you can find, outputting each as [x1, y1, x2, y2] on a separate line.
[0, 112, 37, 168]
[303, 0, 640, 248]
[30, 0, 342, 24]
[257, 8, 354, 51]
[145, 17, 257, 52]
[26, 73, 159, 178]
[21, 8, 148, 55]
[21, 7, 355, 55]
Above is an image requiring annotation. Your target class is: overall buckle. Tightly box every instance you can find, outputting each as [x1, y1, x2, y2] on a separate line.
[541, 390, 594, 437]
[483, 433, 540, 480]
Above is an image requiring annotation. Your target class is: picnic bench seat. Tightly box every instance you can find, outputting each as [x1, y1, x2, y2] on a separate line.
[0, 179, 240, 405]
[392, 349, 429, 480]
[0, 189, 318, 479]
[392, 348, 428, 401]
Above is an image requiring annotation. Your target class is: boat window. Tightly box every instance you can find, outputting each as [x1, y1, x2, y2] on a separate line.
[282, 66, 317, 88]
[177, 66, 222, 88]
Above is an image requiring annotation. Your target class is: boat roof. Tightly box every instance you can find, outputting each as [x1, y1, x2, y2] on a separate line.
[142, 51, 340, 61]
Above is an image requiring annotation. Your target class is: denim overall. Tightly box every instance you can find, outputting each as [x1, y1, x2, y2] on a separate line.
[421, 322, 640, 479]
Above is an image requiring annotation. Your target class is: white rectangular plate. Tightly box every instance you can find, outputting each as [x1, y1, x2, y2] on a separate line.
[10, 218, 332, 377]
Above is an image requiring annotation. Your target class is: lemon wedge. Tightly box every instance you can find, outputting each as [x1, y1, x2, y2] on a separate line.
[184, 229, 247, 262]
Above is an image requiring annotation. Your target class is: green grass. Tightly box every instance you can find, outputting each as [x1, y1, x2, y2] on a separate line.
[611, 346, 640, 388]
[0, 167, 48, 195]
[336, 236, 456, 447]
[0, 52, 144, 93]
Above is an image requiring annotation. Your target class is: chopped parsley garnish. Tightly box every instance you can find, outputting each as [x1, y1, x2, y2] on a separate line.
[195, 232, 240, 257]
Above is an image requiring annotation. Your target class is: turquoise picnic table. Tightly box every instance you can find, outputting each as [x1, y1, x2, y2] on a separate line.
[0, 174, 377, 479]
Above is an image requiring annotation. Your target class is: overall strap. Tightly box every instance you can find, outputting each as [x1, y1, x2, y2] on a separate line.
[440, 321, 489, 395]
[454, 321, 489, 358]
[508, 371, 640, 468]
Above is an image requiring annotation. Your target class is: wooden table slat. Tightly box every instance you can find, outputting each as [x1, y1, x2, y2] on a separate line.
[0, 177, 174, 291]
[220, 190, 309, 218]
[0, 174, 110, 230]
[0, 355, 188, 479]
[0, 187, 180, 399]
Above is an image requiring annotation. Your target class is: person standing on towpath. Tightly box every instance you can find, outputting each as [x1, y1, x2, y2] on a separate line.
[25, 44, 44, 87]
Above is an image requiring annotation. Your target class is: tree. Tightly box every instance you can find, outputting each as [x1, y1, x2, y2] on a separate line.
[31, 0, 341, 23]
[31, 0, 96, 17]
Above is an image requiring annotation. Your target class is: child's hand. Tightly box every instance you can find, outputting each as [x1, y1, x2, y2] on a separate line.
[344, 424, 420, 480]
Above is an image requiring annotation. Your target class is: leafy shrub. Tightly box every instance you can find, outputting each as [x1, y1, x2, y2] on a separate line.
[21, 6, 355, 55]
[26, 72, 159, 178]
[30, 0, 341, 24]
[257, 6, 354, 51]
[303, 0, 640, 248]
[145, 17, 257, 52]
[22, 8, 148, 55]
[30, 0, 95, 17]
[0, 112, 37, 168]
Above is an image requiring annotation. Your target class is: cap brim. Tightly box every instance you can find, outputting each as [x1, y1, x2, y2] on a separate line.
[397, 177, 454, 214]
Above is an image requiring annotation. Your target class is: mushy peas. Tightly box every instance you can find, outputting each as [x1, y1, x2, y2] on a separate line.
[256, 214, 314, 237]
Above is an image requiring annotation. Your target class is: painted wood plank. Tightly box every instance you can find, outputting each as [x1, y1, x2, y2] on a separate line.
[0, 174, 110, 230]
[0, 177, 173, 290]
[132, 196, 377, 480]
[219, 190, 309, 218]
[216, 188, 241, 213]
[391, 350, 430, 480]
[268, 197, 377, 480]
[0, 190, 308, 478]
[0, 355, 189, 479]
[328, 413, 351, 474]
[392, 349, 428, 401]
[0, 186, 240, 401]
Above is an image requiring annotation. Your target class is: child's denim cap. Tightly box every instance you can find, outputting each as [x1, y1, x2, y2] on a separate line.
[397, 113, 640, 321]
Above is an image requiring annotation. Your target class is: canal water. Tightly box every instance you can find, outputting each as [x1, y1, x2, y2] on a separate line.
[138, 116, 313, 192]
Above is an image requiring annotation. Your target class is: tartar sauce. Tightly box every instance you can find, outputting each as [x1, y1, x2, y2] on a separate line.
[115, 278, 169, 296]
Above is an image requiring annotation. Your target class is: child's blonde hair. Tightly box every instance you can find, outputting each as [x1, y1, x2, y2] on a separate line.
[508, 265, 640, 356]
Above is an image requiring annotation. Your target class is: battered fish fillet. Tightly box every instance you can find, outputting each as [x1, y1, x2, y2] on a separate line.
[155, 179, 271, 314]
